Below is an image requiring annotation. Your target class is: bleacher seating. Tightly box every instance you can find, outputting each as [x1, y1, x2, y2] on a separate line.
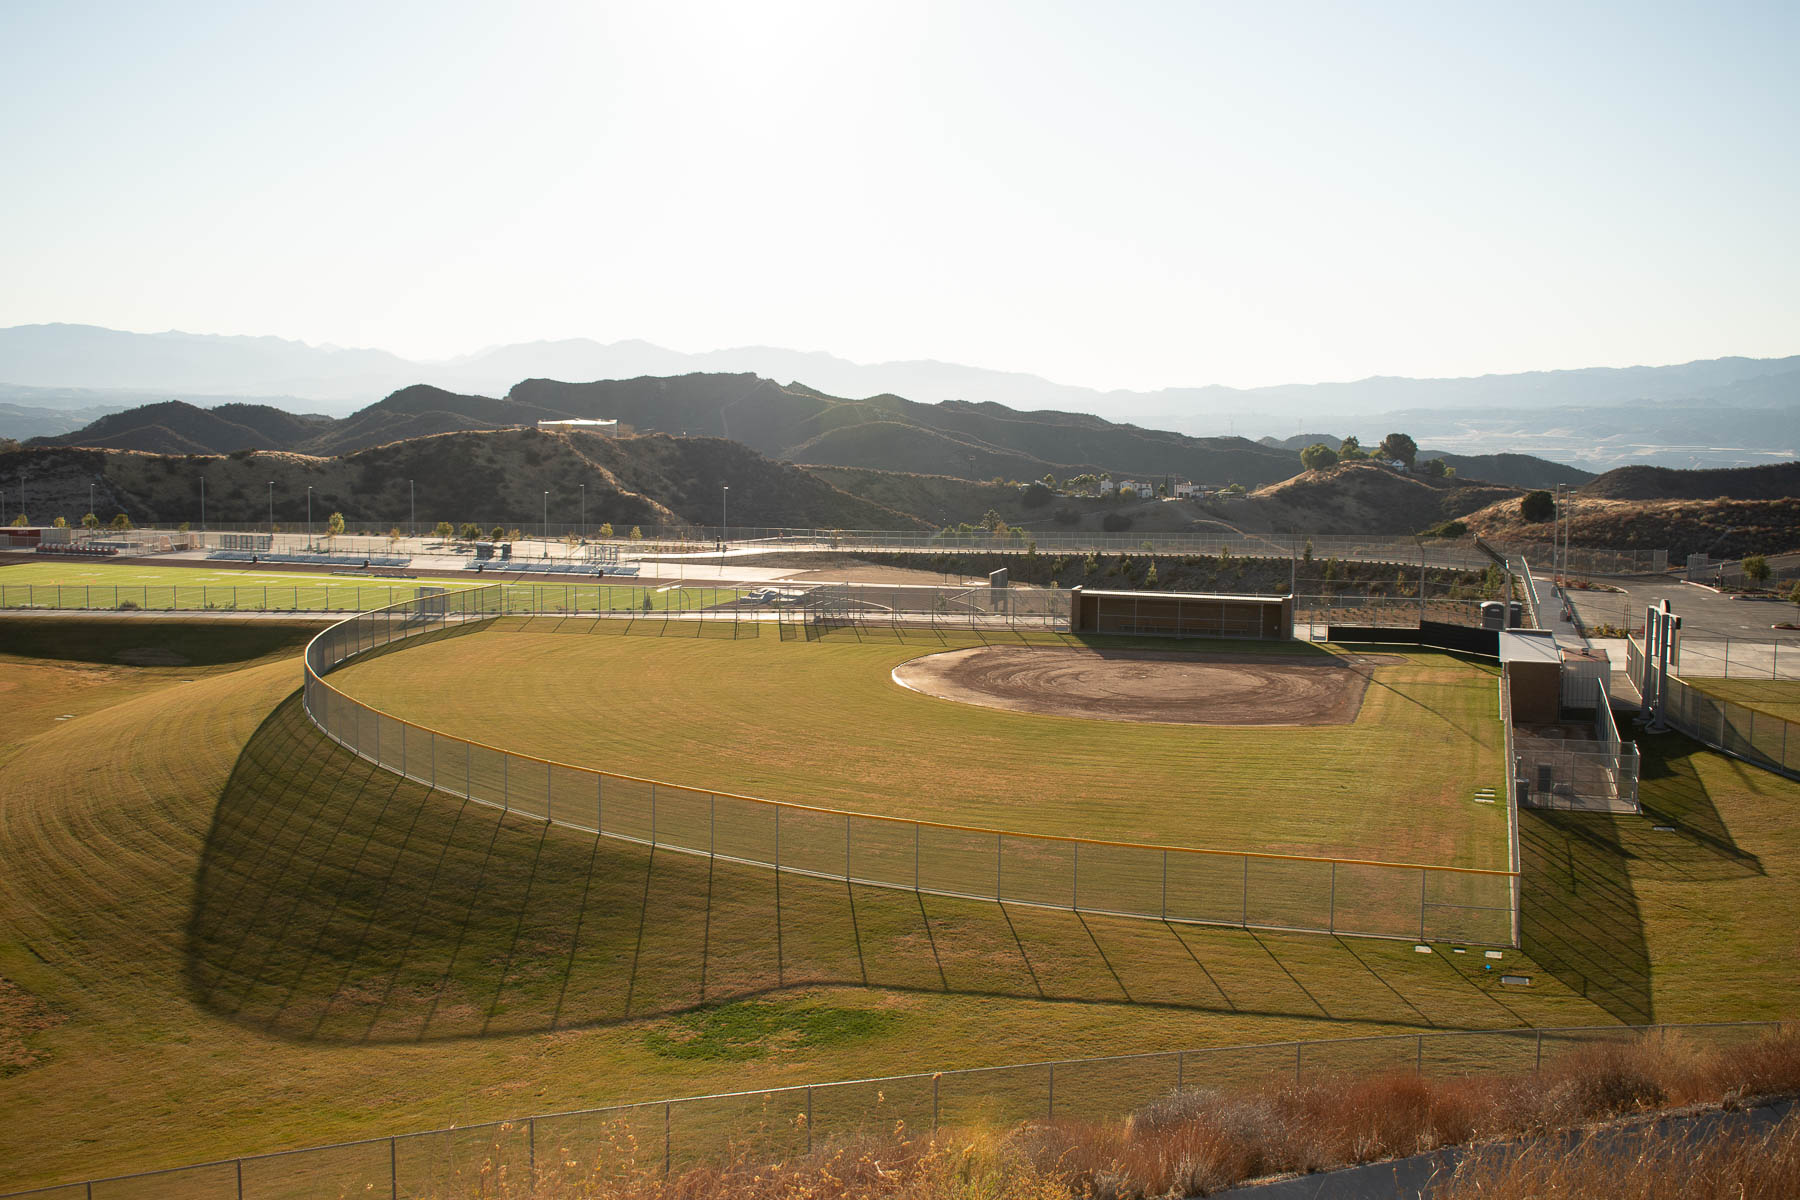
[206, 551, 411, 568]
[35, 542, 119, 557]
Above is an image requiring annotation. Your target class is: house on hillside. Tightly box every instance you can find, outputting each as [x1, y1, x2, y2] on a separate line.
[1174, 481, 1199, 499]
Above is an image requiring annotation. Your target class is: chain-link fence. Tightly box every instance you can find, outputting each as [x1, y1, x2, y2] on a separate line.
[1672, 633, 1800, 681]
[3, 1021, 1776, 1200]
[1628, 635, 1800, 782]
[299, 587, 1517, 946]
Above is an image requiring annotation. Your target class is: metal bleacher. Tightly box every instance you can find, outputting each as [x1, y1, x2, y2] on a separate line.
[458, 559, 640, 577]
[207, 551, 412, 568]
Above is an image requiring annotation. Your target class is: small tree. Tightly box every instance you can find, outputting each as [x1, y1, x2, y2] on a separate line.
[1743, 555, 1771, 587]
[1378, 432, 1418, 469]
[1118, 486, 1137, 501]
[110, 513, 132, 531]
[1338, 436, 1367, 460]
[9, 514, 26, 527]
[82, 512, 100, 530]
[1145, 561, 1159, 585]
[642, 594, 654, 612]
[1422, 457, 1448, 478]
[177, 521, 190, 533]
[52, 516, 67, 528]
[1042, 473, 1057, 490]
[1520, 490, 1555, 523]
[1302, 538, 1314, 565]
[629, 526, 644, 541]
[388, 527, 402, 545]
[435, 520, 455, 541]
[490, 525, 506, 541]
[598, 522, 614, 538]
[326, 512, 346, 544]
[1300, 443, 1339, 472]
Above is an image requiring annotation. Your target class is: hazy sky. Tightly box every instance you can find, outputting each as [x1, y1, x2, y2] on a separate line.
[3, 1, 1795, 390]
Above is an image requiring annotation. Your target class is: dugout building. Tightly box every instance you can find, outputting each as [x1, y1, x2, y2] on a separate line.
[1068, 587, 1292, 639]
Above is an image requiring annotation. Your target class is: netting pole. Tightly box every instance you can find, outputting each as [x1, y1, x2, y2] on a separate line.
[390, 1136, 398, 1200]
[1072, 843, 1079, 909]
[651, 783, 657, 845]
[807, 1087, 814, 1153]
[597, 773, 604, 834]
[1161, 851, 1169, 919]
[1416, 1036, 1424, 1075]
[1294, 1041, 1302, 1082]
[1047, 1064, 1055, 1118]
[996, 833, 1003, 900]
[1176, 1049, 1185, 1090]
[710, 794, 716, 855]
[546, 761, 553, 824]
[914, 824, 920, 892]
[502, 754, 509, 812]
[664, 1103, 672, 1177]
[1328, 861, 1337, 934]
[844, 814, 851, 882]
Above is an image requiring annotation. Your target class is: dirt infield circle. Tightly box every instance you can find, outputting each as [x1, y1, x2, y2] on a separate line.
[892, 645, 1405, 726]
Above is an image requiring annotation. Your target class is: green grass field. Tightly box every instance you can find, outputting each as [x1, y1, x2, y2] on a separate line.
[3, 619, 1798, 1191]
[0, 559, 736, 614]
[1690, 678, 1800, 724]
[328, 621, 1512, 867]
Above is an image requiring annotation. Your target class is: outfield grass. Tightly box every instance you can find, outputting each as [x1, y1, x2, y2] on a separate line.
[2, 623, 1798, 1191]
[1689, 678, 1800, 724]
[327, 622, 1512, 867]
[0, 640, 1596, 1190]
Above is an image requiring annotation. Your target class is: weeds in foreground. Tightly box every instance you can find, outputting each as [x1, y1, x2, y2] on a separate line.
[424, 1027, 1800, 1198]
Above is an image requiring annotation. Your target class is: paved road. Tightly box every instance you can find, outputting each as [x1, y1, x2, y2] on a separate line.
[1569, 577, 1799, 640]
[1214, 1096, 1795, 1198]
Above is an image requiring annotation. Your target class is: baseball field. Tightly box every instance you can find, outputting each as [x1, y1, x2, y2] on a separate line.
[326, 619, 1512, 868]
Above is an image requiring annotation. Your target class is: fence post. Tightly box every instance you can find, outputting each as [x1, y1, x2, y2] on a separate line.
[1241, 856, 1249, 927]
[390, 1135, 398, 1200]
[774, 804, 780, 870]
[547, 761, 553, 824]
[914, 823, 920, 891]
[1419, 870, 1428, 940]
[1294, 1041, 1302, 1082]
[236, 1157, 243, 1200]
[710, 793, 716, 855]
[1416, 1035, 1424, 1075]
[1161, 850, 1168, 919]
[932, 1074, 940, 1133]
[1176, 1049, 1184, 1090]
[1536, 1029, 1544, 1073]
[807, 1086, 814, 1153]
[845, 813, 852, 882]
[1072, 842, 1079, 909]
[996, 833, 1003, 900]
[651, 782, 657, 844]
[1048, 1063, 1055, 1118]
[598, 773, 603, 834]
[665, 1102, 672, 1177]
[529, 1116, 536, 1176]
[1329, 861, 1337, 933]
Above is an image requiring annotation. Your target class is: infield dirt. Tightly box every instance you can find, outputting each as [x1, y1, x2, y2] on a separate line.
[893, 645, 1408, 725]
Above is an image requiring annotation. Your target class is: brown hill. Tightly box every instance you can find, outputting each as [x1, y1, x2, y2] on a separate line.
[1462, 493, 1800, 560]
[1581, 461, 1800, 501]
[1237, 461, 1519, 534]
[0, 428, 925, 532]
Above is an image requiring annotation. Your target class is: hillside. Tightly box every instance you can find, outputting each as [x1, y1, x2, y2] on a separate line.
[1462, 493, 1800, 560]
[1580, 461, 1800, 501]
[1236, 461, 1520, 535]
[31, 400, 332, 455]
[1419, 451, 1593, 489]
[0, 428, 924, 531]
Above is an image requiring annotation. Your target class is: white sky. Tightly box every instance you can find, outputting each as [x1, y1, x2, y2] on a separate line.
[3, 0, 1796, 390]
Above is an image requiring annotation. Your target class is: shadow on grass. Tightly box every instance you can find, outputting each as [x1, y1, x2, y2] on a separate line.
[187, 693, 1584, 1045]
[1518, 732, 1762, 1026]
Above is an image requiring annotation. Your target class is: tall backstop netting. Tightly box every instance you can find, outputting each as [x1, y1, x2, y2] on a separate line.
[299, 587, 1517, 948]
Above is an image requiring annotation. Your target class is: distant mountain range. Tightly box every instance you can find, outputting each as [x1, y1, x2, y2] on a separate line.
[2, 324, 1794, 469]
[26, 373, 1592, 493]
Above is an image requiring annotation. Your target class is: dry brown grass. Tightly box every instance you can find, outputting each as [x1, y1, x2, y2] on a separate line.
[1445, 1108, 1800, 1198]
[411, 1028, 1800, 1198]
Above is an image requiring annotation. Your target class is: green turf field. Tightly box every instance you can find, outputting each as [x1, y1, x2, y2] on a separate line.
[1689, 677, 1800, 724]
[0, 560, 736, 614]
[326, 622, 1512, 868]
[3, 621, 1798, 1190]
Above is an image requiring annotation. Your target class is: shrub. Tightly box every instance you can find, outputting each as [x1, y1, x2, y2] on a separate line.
[1520, 490, 1554, 522]
[1100, 513, 1133, 532]
[1743, 554, 1771, 586]
[1300, 442, 1339, 471]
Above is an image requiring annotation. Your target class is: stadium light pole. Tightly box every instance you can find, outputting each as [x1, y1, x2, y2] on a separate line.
[200, 475, 206, 532]
[268, 482, 274, 538]
[579, 483, 585, 541]
[306, 485, 313, 551]
[543, 491, 549, 557]
[721, 485, 728, 551]
[89, 483, 94, 522]
[409, 479, 415, 539]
